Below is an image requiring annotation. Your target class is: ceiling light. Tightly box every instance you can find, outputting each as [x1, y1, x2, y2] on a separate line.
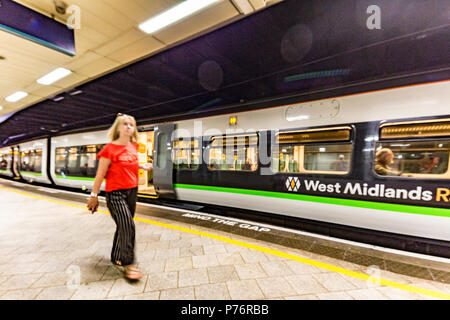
[69, 90, 82, 96]
[138, 0, 221, 34]
[6, 91, 28, 102]
[231, 0, 254, 14]
[0, 106, 3, 110]
[37, 67, 72, 85]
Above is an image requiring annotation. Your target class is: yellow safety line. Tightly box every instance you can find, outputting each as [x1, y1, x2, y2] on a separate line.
[1, 185, 449, 300]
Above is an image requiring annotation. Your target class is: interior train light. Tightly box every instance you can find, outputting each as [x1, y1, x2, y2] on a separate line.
[6, 91, 28, 102]
[37, 68, 72, 85]
[138, 0, 220, 34]
[380, 119, 450, 139]
[277, 127, 351, 144]
[231, 0, 254, 14]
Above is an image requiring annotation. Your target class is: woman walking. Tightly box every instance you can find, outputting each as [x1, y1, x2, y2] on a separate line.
[87, 114, 152, 280]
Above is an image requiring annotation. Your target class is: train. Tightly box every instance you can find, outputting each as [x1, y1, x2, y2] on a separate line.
[1, 80, 449, 257]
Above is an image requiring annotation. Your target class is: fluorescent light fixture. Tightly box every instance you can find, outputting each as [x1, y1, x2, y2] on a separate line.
[139, 0, 221, 34]
[231, 0, 254, 14]
[286, 114, 310, 121]
[37, 67, 72, 85]
[6, 91, 28, 102]
[69, 90, 82, 96]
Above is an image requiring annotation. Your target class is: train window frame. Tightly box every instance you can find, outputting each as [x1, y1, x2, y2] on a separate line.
[172, 137, 200, 171]
[207, 133, 259, 172]
[272, 126, 353, 175]
[374, 119, 450, 179]
[55, 144, 104, 178]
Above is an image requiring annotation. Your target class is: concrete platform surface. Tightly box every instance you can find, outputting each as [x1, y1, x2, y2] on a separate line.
[0, 181, 449, 300]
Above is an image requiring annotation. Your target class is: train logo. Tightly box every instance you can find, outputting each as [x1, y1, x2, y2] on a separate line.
[285, 176, 300, 192]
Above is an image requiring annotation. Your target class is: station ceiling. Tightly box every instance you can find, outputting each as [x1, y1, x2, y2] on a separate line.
[0, 0, 449, 146]
[0, 0, 277, 115]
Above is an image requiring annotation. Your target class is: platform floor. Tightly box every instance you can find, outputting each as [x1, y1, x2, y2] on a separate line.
[0, 180, 449, 300]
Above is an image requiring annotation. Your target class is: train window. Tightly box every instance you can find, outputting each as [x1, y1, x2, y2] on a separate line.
[55, 147, 67, 174]
[156, 133, 167, 169]
[20, 149, 42, 173]
[208, 134, 258, 171]
[35, 150, 43, 173]
[273, 127, 352, 174]
[376, 119, 450, 178]
[0, 153, 9, 170]
[374, 141, 450, 178]
[67, 147, 79, 173]
[80, 145, 98, 177]
[172, 139, 200, 170]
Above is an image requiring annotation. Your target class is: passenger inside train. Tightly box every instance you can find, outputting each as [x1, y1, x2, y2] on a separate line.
[374, 148, 401, 176]
[417, 154, 444, 174]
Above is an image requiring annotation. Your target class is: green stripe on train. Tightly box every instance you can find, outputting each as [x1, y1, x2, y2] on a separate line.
[173, 183, 450, 218]
[55, 175, 95, 181]
[21, 171, 43, 177]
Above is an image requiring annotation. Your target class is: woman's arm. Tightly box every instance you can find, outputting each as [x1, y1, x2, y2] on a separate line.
[87, 157, 111, 214]
[92, 157, 111, 194]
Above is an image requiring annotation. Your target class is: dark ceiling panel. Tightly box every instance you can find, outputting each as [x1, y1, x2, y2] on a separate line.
[0, 0, 449, 146]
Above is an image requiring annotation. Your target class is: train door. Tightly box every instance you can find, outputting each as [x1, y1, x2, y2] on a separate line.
[12, 146, 21, 179]
[137, 130, 157, 196]
[153, 123, 176, 199]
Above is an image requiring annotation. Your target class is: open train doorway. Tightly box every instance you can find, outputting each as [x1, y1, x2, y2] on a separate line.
[12, 147, 21, 179]
[137, 130, 157, 197]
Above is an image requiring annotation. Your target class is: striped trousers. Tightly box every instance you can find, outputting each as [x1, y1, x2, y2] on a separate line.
[106, 187, 138, 266]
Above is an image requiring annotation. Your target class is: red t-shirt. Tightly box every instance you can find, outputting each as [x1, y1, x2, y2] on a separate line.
[96, 142, 139, 192]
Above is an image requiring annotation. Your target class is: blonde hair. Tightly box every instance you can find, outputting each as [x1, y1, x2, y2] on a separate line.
[108, 114, 138, 142]
[375, 148, 394, 166]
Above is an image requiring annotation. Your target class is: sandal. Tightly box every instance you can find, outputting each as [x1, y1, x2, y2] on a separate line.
[125, 265, 142, 280]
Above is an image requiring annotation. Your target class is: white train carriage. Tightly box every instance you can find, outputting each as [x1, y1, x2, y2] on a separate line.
[50, 130, 109, 191]
[17, 139, 51, 184]
[172, 81, 450, 242]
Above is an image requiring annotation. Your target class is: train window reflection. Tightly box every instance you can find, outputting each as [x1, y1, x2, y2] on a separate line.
[0, 152, 11, 170]
[55, 147, 67, 174]
[20, 149, 42, 173]
[80, 145, 97, 177]
[173, 139, 200, 170]
[273, 127, 353, 175]
[374, 141, 450, 178]
[208, 134, 258, 171]
[273, 144, 352, 174]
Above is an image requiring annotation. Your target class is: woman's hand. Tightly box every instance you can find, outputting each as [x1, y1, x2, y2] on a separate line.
[140, 163, 153, 171]
[87, 196, 99, 214]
